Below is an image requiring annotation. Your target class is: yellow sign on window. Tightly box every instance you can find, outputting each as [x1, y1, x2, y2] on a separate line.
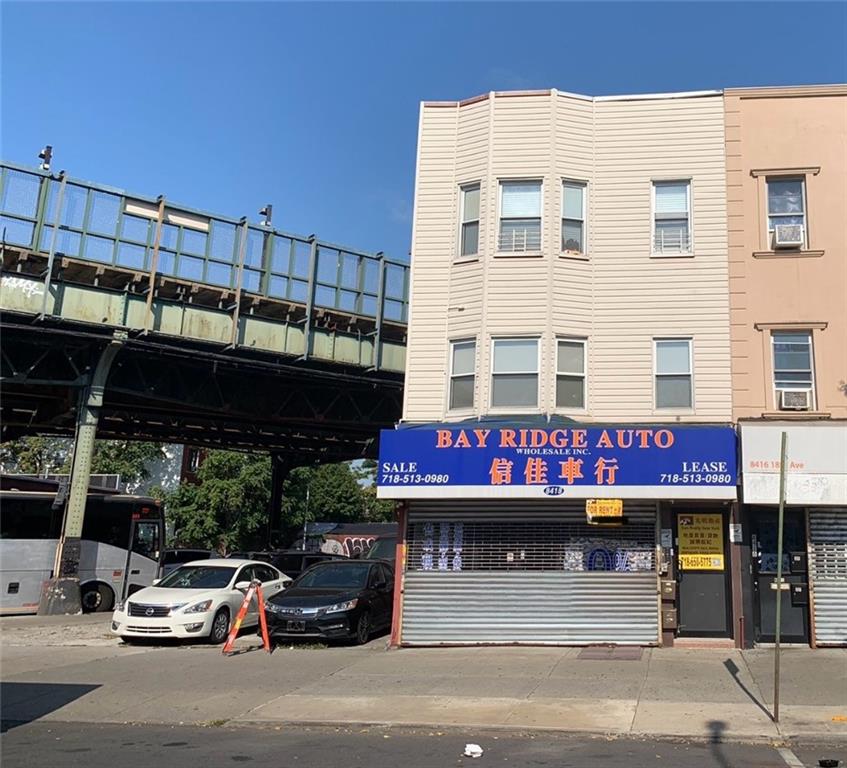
[678, 513, 724, 570]
[586, 498, 623, 523]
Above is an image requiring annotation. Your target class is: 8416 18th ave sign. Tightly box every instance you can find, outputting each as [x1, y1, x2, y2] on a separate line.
[377, 425, 737, 500]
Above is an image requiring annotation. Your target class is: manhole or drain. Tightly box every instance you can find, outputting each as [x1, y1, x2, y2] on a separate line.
[577, 646, 644, 661]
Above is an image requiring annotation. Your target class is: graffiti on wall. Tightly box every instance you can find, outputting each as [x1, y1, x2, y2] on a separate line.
[321, 535, 377, 558]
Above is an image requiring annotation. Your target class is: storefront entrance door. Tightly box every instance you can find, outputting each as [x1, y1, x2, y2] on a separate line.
[750, 509, 809, 644]
[676, 511, 732, 637]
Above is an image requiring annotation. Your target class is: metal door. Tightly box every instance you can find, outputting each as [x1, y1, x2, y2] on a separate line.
[809, 509, 847, 646]
[676, 511, 732, 637]
[121, 518, 161, 600]
[751, 509, 809, 644]
[401, 501, 659, 646]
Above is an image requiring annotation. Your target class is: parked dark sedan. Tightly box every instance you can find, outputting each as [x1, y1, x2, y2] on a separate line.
[264, 560, 393, 645]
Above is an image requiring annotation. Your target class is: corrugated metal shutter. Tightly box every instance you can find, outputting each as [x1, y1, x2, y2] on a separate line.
[401, 501, 659, 646]
[809, 509, 847, 647]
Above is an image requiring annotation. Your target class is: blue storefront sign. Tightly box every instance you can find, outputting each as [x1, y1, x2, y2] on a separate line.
[377, 424, 737, 500]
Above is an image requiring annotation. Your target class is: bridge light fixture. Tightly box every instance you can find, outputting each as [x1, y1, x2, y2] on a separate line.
[38, 145, 53, 172]
[259, 204, 273, 227]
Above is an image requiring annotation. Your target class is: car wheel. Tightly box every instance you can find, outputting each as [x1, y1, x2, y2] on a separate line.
[355, 611, 371, 645]
[208, 608, 230, 644]
[81, 583, 114, 613]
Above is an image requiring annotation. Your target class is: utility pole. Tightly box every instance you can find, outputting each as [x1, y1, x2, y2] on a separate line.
[773, 430, 788, 723]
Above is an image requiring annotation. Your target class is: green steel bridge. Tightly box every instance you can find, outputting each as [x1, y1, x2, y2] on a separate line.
[0, 161, 409, 464]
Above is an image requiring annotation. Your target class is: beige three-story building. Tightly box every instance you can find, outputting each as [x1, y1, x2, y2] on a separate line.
[381, 89, 741, 648]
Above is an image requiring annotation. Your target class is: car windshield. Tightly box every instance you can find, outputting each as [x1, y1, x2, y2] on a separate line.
[366, 538, 396, 559]
[295, 562, 371, 589]
[156, 565, 236, 590]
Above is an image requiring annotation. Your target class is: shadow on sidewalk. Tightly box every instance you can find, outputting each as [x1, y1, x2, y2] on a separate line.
[707, 720, 731, 768]
[1, 682, 99, 733]
[723, 659, 773, 722]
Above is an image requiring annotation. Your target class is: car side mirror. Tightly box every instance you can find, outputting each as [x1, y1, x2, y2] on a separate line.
[234, 581, 251, 591]
[374, 580, 387, 591]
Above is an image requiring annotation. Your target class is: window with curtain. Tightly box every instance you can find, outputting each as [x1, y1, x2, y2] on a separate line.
[556, 338, 586, 409]
[654, 338, 692, 408]
[459, 184, 480, 257]
[499, 181, 542, 253]
[449, 340, 476, 410]
[562, 182, 586, 254]
[491, 338, 539, 408]
[772, 331, 815, 408]
[767, 178, 806, 247]
[653, 181, 691, 254]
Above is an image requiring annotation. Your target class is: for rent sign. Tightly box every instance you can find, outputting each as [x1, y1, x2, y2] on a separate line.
[377, 425, 737, 500]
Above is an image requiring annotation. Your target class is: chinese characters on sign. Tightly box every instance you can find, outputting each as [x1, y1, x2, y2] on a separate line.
[678, 514, 724, 570]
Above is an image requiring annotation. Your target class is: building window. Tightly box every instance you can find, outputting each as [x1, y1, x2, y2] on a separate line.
[653, 181, 691, 254]
[498, 181, 542, 253]
[767, 178, 806, 248]
[491, 338, 539, 408]
[449, 339, 476, 410]
[654, 338, 692, 408]
[556, 338, 586, 409]
[772, 331, 815, 409]
[459, 183, 480, 257]
[562, 181, 587, 254]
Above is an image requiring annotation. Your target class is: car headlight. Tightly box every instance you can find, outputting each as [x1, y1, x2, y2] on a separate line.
[183, 599, 213, 614]
[114, 600, 125, 612]
[323, 599, 358, 614]
[265, 602, 285, 614]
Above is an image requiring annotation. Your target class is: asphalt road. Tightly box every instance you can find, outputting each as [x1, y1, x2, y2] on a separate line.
[2, 722, 845, 768]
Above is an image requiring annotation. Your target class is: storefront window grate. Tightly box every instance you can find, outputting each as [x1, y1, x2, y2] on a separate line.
[406, 520, 655, 573]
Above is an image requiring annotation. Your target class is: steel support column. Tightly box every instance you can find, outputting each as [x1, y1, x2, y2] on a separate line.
[38, 332, 125, 615]
[267, 453, 292, 548]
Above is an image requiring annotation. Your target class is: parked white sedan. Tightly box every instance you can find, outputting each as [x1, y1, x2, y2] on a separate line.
[111, 559, 290, 644]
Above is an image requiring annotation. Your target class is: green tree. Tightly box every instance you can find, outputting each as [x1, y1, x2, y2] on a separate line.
[90, 441, 166, 485]
[282, 462, 365, 526]
[0, 436, 70, 475]
[352, 459, 395, 522]
[165, 450, 271, 553]
[0, 436, 165, 486]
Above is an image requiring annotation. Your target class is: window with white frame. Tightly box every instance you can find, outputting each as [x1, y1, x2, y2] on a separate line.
[449, 339, 476, 410]
[498, 181, 542, 252]
[772, 331, 815, 409]
[653, 181, 691, 254]
[459, 183, 480, 257]
[654, 338, 692, 408]
[491, 338, 539, 408]
[767, 178, 806, 248]
[562, 181, 587, 254]
[556, 338, 586, 409]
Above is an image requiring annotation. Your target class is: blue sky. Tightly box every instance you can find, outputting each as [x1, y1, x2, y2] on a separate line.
[3, 2, 845, 262]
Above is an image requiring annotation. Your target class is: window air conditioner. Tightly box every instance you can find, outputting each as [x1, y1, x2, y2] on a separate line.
[779, 389, 811, 411]
[773, 224, 804, 249]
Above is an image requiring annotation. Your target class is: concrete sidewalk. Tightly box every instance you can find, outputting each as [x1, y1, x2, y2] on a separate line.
[1, 615, 845, 744]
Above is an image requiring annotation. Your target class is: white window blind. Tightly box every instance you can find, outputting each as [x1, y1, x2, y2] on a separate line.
[501, 183, 541, 217]
[654, 183, 688, 214]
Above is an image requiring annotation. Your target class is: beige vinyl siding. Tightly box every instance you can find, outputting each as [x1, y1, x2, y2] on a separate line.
[403, 104, 458, 419]
[404, 90, 732, 423]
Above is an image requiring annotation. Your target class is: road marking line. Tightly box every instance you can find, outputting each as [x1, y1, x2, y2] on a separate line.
[777, 747, 806, 768]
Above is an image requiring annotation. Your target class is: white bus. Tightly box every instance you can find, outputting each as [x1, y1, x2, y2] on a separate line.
[0, 477, 165, 614]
